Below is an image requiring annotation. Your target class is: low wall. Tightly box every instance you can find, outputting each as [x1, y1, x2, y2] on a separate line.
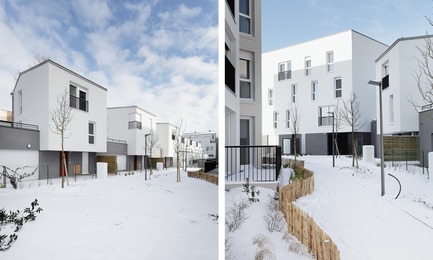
[187, 170, 218, 185]
[279, 167, 340, 260]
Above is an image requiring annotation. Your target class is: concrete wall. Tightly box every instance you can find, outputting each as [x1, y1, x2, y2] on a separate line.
[0, 126, 39, 150]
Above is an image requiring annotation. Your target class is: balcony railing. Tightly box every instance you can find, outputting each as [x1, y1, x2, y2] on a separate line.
[128, 121, 142, 129]
[225, 145, 282, 182]
[318, 116, 333, 126]
[225, 57, 236, 94]
[278, 70, 291, 81]
[0, 120, 38, 131]
[70, 95, 88, 112]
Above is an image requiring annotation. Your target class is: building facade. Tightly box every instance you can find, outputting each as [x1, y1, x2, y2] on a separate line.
[12, 59, 107, 178]
[184, 131, 217, 159]
[262, 30, 388, 155]
[225, 0, 262, 147]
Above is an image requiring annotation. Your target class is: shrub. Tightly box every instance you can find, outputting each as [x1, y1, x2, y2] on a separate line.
[1, 166, 38, 189]
[226, 199, 250, 233]
[242, 178, 260, 202]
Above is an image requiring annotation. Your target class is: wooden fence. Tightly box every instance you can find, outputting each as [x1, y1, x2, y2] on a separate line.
[279, 167, 340, 260]
[187, 170, 218, 185]
[284, 203, 340, 260]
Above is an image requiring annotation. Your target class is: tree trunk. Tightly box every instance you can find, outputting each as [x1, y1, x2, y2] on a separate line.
[176, 152, 180, 182]
[334, 132, 340, 157]
[351, 130, 356, 167]
[293, 135, 297, 166]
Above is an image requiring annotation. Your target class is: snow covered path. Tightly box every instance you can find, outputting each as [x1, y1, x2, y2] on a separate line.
[295, 156, 433, 260]
[0, 169, 218, 260]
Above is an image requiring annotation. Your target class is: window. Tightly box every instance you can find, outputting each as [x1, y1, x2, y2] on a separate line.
[172, 130, 176, 140]
[128, 113, 142, 129]
[389, 95, 394, 124]
[278, 61, 291, 80]
[273, 111, 279, 129]
[239, 0, 251, 34]
[268, 89, 273, 105]
[89, 122, 95, 144]
[327, 51, 334, 72]
[382, 62, 389, 90]
[291, 84, 297, 103]
[305, 57, 312, 76]
[312, 81, 318, 101]
[17, 90, 22, 115]
[318, 106, 334, 126]
[335, 78, 342, 98]
[286, 110, 290, 128]
[69, 84, 88, 112]
[240, 58, 252, 98]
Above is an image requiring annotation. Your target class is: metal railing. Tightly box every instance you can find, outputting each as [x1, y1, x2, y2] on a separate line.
[278, 70, 291, 81]
[107, 138, 127, 144]
[70, 95, 88, 112]
[225, 145, 281, 182]
[318, 116, 332, 126]
[128, 121, 142, 129]
[0, 120, 39, 130]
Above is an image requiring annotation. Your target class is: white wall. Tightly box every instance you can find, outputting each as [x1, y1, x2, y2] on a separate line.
[107, 106, 157, 156]
[156, 123, 176, 158]
[0, 150, 39, 181]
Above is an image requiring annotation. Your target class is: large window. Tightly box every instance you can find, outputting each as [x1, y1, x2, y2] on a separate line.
[327, 51, 334, 73]
[129, 112, 142, 129]
[335, 78, 342, 98]
[291, 84, 297, 103]
[70, 84, 88, 112]
[240, 58, 252, 99]
[318, 106, 334, 126]
[312, 81, 318, 101]
[17, 90, 22, 115]
[278, 61, 291, 80]
[382, 62, 389, 90]
[305, 57, 312, 76]
[389, 94, 394, 124]
[239, 0, 251, 34]
[89, 122, 95, 144]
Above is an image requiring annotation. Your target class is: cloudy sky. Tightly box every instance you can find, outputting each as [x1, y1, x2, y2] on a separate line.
[263, 0, 433, 52]
[0, 0, 217, 133]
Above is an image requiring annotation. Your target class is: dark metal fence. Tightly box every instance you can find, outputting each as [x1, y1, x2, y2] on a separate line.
[225, 145, 281, 182]
[0, 120, 38, 130]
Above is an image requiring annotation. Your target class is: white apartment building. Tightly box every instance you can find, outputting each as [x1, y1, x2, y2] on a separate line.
[225, 0, 262, 147]
[374, 35, 433, 135]
[12, 59, 107, 177]
[262, 30, 388, 155]
[184, 131, 217, 159]
[107, 106, 156, 171]
[156, 122, 178, 168]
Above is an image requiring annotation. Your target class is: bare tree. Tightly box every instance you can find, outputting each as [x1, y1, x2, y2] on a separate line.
[146, 129, 159, 175]
[333, 101, 344, 157]
[342, 92, 366, 168]
[173, 119, 186, 182]
[289, 104, 301, 166]
[49, 90, 73, 188]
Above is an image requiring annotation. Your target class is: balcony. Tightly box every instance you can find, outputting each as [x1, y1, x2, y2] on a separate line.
[225, 57, 236, 94]
[225, 145, 282, 182]
[0, 120, 38, 131]
[128, 121, 142, 129]
[318, 116, 333, 126]
[278, 70, 291, 81]
[70, 95, 88, 112]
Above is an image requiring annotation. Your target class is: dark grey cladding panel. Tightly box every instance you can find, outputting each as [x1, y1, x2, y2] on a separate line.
[305, 133, 328, 155]
[0, 126, 39, 150]
[107, 141, 127, 155]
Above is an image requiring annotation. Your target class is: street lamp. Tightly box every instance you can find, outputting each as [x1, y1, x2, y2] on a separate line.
[145, 133, 151, 180]
[328, 112, 335, 167]
[368, 80, 385, 196]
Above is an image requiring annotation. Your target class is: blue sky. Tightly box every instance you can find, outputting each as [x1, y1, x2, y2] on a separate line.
[0, 0, 217, 132]
[263, 0, 433, 52]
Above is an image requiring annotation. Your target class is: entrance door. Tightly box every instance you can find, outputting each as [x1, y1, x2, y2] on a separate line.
[282, 138, 291, 155]
[59, 151, 69, 177]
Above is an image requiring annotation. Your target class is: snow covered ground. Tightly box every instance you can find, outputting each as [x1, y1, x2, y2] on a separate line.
[226, 155, 433, 260]
[0, 168, 218, 260]
[296, 155, 433, 260]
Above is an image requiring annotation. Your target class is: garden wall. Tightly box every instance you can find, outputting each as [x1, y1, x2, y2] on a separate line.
[187, 170, 218, 185]
[279, 165, 340, 260]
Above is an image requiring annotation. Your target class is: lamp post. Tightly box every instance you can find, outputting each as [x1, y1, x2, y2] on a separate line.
[145, 133, 150, 180]
[368, 80, 385, 196]
[328, 112, 335, 167]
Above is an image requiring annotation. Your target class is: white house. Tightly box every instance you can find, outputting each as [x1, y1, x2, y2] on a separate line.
[374, 35, 433, 135]
[156, 122, 177, 168]
[262, 30, 388, 155]
[184, 131, 217, 159]
[12, 59, 107, 178]
[107, 106, 156, 171]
